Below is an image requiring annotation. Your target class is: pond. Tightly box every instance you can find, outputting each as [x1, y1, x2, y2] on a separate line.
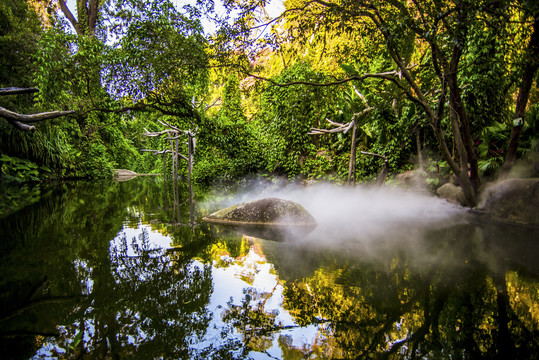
[0, 177, 538, 359]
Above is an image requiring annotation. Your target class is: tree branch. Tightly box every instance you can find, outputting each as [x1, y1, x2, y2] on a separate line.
[0, 107, 75, 123]
[58, 0, 80, 35]
[0, 87, 39, 96]
[241, 66, 406, 87]
[88, 0, 99, 34]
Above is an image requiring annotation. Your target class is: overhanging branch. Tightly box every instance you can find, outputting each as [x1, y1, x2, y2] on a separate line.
[0, 87, 39, 96]
[0, 106, 75, 132]
[0, 107, 75, 123]
[242, 67, 404, 87]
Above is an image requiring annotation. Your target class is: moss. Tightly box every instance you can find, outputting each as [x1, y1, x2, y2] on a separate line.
[204, 198, 317, 225]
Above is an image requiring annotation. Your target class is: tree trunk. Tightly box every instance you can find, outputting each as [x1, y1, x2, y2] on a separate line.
[187, 133, 193, 201]
[502, 16, 539, 175]
[360, 151, 388, 186]
[446, 39, 480, 205]
[163, 151, 168, 208]
[347, 121, 358, 185]
[416, 129, 423, 169]
[59, 0, 99, 36]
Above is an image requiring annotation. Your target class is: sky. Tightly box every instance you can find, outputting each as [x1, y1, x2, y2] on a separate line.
[63, 0, 286, 35]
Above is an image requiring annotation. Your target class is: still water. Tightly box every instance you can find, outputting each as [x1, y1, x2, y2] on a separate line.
[0, 178, 538, 359]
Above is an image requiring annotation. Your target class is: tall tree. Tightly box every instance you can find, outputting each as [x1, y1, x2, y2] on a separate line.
[502, 9, 539, 174]
[58, 0, 99, 36]
[215, 0, 536, 205]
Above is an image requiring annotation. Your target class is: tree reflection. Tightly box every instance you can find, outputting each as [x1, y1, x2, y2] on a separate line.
[0, 179, 219, 359]
[211, 223, 539, 359]
[1, 179, 538, 359]
[272, 224, 539, 359]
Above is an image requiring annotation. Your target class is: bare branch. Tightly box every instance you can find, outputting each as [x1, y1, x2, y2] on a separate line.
[140, 149, 173, 155]
[143, 129, 178, 137]
[0, 106, 74, 125]
[204, 97, 221, 111]
[81, 104, 148, 116]
[140, 148, 188, 161]
[242, 67, 403, 87]
[158, 119, 181, 131]
[5, 119, 36, 132]
[0, 87, 39, 96]
[309, 107, 373, 135]
[326, 118, 345, 127]
[360, 151, 387, 161]
[352, 85, 369, 107]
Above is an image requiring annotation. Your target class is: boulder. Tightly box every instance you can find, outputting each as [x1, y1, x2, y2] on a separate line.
[203, 198, 318, 240]
[436, 183, 466, 206]
[394, 170, 428, 191]
[478, 178, 539, 225]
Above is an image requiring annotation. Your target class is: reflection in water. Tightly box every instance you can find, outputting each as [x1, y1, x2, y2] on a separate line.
[0, 178, 538, 359]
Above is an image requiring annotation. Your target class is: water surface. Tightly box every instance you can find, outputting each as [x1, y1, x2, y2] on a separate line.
[1, 178, 538, 359]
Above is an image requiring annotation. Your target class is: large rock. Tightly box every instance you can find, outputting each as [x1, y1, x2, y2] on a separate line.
[478, 178, 539, 225]
[395, 170, 427, 189]
[437, 183, 466, 206]
[203, 198, 318, 240]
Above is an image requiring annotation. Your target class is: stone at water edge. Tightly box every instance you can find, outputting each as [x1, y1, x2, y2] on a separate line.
[478, 178, 539, 226]
[437, 183, 466, 206]
[202, 198, 318, 240]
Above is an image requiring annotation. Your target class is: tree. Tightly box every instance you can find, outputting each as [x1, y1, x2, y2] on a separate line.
[213, 0, 536, 205]
[258, 62, 339, 177]
[26, 0, 209, 178]
[502, 9, 539, 174]
[0, 87, 74, 131]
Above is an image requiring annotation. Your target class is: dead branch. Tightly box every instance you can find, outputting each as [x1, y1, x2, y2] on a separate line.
[0, 106, 75, 132]
[0, 107, 75, 123]
[0, 87, 39, 96]
[204, 96, 222, 111]
[360, 151, 387, 161]
[139, 149, 188, 161]
[309, 107, 373, 135]
[143, 128, 179, 137]
[140, 149, 173, 155]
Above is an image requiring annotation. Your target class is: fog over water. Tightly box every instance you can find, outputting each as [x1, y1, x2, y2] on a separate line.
[205, 181, 467, 248]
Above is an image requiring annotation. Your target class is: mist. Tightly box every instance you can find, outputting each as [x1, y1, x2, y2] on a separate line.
[204, 181, 467, 248]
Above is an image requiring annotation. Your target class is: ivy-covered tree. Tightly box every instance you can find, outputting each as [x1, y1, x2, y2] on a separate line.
[257, 62, 340, 178]
[195, 73, 263, 183]
[23, 0, 209, 178]
[211, 0, 538, 204]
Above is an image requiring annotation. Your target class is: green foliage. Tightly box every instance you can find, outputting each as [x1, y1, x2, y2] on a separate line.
[76, 137, 115, 179]
[257, 63, 339, 178]
[0, 154, 45, 183]
[196, 73, 263, 184]
[219, 74, 245, 125]
[0, 183, 44, 217]
[477, 122, 509, 176]
[0, 0, 42, 88]
[105, 0, 208, 101]
[2, 0, 535, 186]
[461, 18, 513, 135]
